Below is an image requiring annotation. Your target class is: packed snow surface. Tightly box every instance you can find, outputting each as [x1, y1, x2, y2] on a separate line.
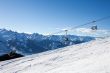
[0, 37, 110, 73]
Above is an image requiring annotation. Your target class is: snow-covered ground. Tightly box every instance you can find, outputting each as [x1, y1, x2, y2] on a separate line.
[0, 37, 110, 73]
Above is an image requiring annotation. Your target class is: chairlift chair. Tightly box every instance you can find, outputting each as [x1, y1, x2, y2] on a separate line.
[64, 37, 69, 41]
[64, 29, 69, 41]
[91, 25, 98, 30]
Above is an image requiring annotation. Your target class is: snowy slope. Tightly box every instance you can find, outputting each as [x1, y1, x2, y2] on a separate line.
[0, 37, 110, 73]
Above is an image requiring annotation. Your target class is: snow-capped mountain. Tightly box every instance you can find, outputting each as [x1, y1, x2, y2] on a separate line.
[0, 29, 95, 56]
[0, 36, 110, 73]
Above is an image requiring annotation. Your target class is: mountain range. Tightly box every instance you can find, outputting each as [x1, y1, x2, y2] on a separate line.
[0, 29, 95, 56]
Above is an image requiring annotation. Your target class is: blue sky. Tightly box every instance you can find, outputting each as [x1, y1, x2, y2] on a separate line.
[0, 0, 110, 34]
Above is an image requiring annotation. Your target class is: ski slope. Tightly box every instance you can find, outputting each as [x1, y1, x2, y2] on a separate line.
[0, 37, 110, 73]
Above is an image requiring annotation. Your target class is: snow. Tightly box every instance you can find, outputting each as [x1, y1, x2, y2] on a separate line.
[0, 37, 110, 73]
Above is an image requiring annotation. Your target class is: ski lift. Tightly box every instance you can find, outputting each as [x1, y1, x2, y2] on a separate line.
[63, 29, 70, 45]
[91, 25, 98, 30]
[64, 29, 69, 41]
[90, 20, 98, 31]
